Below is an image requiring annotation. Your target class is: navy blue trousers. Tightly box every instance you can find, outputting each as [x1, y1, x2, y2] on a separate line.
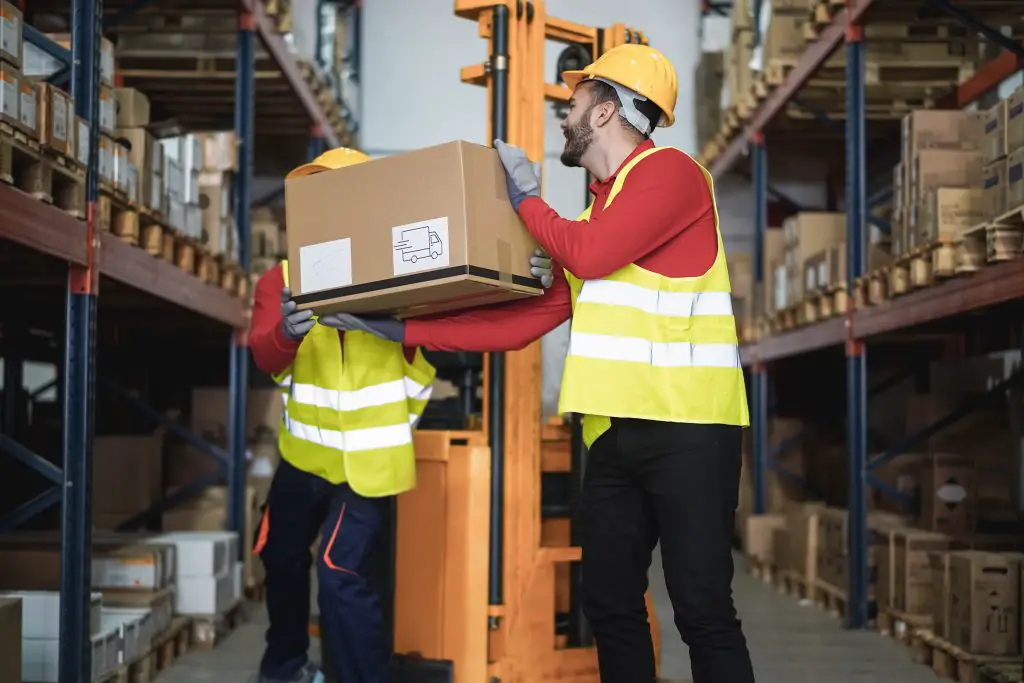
[256, 459, 393, 682]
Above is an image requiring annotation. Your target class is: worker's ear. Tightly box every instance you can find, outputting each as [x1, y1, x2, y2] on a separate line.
[591, 100, 617, 128]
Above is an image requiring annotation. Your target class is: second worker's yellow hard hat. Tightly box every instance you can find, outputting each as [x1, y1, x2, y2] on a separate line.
[286, 146, 372, 179]
[561, 44, 678, 128]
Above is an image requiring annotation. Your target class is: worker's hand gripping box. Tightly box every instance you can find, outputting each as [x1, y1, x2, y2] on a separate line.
[284, 140, 544, 318]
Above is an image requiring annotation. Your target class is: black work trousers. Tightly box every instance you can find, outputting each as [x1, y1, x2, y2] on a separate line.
[579, 418, 755, 683]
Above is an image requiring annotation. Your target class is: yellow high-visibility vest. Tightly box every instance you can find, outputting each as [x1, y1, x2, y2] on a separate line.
[273, 260, 437, 497]
[559, 147, 749, 447]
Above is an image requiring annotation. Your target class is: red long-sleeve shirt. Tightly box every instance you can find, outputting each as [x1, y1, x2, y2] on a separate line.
[404, 140, 718, 352]
[249, 263, 417, 376]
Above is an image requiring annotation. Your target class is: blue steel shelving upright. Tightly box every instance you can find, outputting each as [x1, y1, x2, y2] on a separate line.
[724, 0, 1024, 632]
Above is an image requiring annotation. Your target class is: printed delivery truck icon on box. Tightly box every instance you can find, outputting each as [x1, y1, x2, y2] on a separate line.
[395, 225, 444, 263]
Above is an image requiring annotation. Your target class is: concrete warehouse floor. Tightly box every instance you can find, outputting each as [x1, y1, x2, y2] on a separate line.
[157, 551, 941, 683]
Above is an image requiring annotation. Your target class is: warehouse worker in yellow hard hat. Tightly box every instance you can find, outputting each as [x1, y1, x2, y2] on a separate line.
[319, 45, 755, 683]
[247, 147, 434, 683]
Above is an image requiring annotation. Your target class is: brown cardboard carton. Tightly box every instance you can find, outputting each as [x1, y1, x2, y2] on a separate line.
[92, 432, 165, 527]
[1007, 87, 1024, 154]
[920, 454, 975, 534]
[0, 1, 22, 68]
[36, 82, 73, 156]
[919, 187, 985, 244]
[285, 141, 543, 318]
[901, 110, 985, 165]
[949, 551, 1022, 656]
[893, 530, 953, 615]
[16, 75, 36, 137]
[931, 536, 1024, 639]
[114, 86, 150, 128]
[763, 14, 807, 62]
[1005, 146, 1024, 213]
[742, 514, 786, 565]
[983, 159, 1008, 221]
[910, 150, 984, 224]
[0, 597, 20, 683]
[984, 100, 1008, 164]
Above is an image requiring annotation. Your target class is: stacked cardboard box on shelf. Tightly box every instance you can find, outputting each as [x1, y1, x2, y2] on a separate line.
[196, 131, 240, 263]
[985, 86, 1024, 224]
[891, 110, 985, 257]
[724, 0, 754, 110]
[772, 212, 845, 312]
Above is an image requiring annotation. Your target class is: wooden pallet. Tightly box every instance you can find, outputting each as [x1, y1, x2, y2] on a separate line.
[0, 122, 86, 218]
[987, 203, 1024, 262]
[815, 284, 847, 318]
[97, 616, 192, 683]
[876, 607, 930, 647]
[910, 629, 1022, 683]
[775, 569, 811, 601]
[100, 192, 164, 247]
[975, 661, 1023, 683]
[899, 240, 958, 290]
[189, 598, 248, 650]
[745, 555, 775, 585]
[812, 580, 847, 619]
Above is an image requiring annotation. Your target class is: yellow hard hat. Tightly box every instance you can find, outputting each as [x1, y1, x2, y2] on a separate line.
[561, 44, 678, 128]
[286, 147, 372, 179]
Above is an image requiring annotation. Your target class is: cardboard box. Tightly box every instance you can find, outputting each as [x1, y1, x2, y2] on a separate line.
[97, 83, 116, 134]
[0, 61, 17, 128]
[763, 14, 806, 63]
[902, 110, 985, 165]
[1007, 86, 1024, 155]
[742, 514, 786, 565]
[803, 243, 846, 293]
[983, 158, 1007, 221]
[285, 140, 544, 318]
[892, 530, 953, 615]
[114, 87, 150, 128]
[0, 540, 170, 591]
[101, 588, 173, 636]
[949, 551, 1022, 656]
[920, 454, 975, 534]
[1006, 146, 1024, 213]
[919, 187, 985, 244]
[984, 100, 1008, 164]
[0, 597, 21, 683]
[74, 116, 88, 166]
[196, 130, 238, 172]
[910, 150, 985, 226]
[0, 0, 22, 68]
[35, 83, 72, 155]
[92, 433, 164, 527]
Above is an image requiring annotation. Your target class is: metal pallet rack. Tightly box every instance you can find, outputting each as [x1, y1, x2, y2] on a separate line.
[707, 0, 1024, 629]
[0, 0, 352, 678]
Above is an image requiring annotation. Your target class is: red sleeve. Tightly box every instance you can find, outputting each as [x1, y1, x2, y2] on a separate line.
[405, 269, 573, 352]
[516, 150, 712, 280]
[248, 263, 301, 376]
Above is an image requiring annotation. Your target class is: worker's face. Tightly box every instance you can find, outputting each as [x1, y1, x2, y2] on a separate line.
[560, 85, 601, 168]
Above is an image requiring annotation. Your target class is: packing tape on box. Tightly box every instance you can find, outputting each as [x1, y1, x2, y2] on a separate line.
[496, 240, 513, 283]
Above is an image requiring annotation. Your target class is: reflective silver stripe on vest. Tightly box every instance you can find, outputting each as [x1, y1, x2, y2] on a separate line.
[277, 375, 432, 450]
[282, 414, 414, 452]
[576, 280, 734, 317]
[568, 332, 740, 368]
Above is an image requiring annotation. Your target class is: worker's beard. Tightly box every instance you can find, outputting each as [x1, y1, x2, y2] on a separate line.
[560, 113, 594, 168]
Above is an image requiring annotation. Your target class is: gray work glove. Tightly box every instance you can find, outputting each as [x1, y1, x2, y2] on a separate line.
[530, 248, 554, 288]
[281, 287, 315, 341]
[318, 313, 406, 343]
[494, 139, 541, 210]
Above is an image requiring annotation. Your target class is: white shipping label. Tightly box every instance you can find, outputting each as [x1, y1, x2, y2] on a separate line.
[20, 89, 36, 131]
[804, 267, 814, 292]
[0, 76, 15, 119]
[127, 166, 138, 203]
[391, 216, 450, 276]
[299, 238, 353, 294]
[100, 92, 115, 132]
[78, 120, 89, 165]
[52, 94, 68, 142]
[817, 262, 827, 288]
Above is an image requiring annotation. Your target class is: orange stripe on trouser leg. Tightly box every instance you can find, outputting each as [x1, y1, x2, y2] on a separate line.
[322, 502, 360, 576]
[253, 505, 271, 555]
